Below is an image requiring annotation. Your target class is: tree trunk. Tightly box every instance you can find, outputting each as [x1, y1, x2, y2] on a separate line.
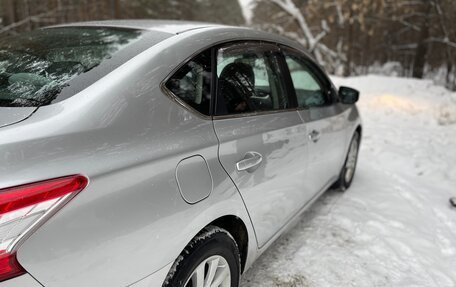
[412, 1, 432, 79]
[448, 61, 454, 90]
[344, 5, 354, 77]
[2, 0, 17, 26]
[113, 0, 121, 19]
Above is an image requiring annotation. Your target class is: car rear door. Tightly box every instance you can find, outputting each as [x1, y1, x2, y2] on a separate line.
[212, 42, 309, 248]
[281, 47, 348, 193]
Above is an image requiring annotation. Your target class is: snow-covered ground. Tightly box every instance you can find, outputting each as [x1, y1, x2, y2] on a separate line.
[241, 75, 456, 287]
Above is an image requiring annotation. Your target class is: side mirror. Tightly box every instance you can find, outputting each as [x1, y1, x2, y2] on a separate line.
[339, 86, 359, 104]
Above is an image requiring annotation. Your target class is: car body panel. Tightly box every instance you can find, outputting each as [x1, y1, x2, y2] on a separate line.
[1, 274, 43, 287]
[12, 94, 254, 286]
[298, 104, 351, 193]
[176, 155, 213, 204]
[8, 26, 262, 287]
[213, 111, 309, 248]
[128, 262, 173, 287]
[252, 175, 337, 262]
[48, 20, 223, 34]
[0, 21, 362, 286]
[0, 107, 36, 128]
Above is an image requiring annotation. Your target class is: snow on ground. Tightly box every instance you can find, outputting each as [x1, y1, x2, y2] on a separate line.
[241, 75, 456, 287]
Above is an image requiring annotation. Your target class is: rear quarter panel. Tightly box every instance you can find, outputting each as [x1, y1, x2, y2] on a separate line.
[0, 27, 359, 287]
[1, 274, 42, 287]
[1, 28, 262, 287]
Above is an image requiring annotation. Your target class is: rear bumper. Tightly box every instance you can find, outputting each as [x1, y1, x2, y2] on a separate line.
[2, 263, 173, 287]
[2, 274, 42, 287]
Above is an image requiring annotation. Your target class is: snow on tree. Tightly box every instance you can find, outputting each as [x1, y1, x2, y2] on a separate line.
[253, 0, 346, 74]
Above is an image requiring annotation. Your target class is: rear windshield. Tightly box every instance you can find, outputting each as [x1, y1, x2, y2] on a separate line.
[0, 27, 144, 107]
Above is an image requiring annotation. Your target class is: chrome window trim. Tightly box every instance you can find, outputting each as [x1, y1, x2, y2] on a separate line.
[212, 107, 301, 120]
[160, 82, 212, 120]
[160, 40, 218, 121]
[162, 79, 307, 121]
[213, 41, 295, 120]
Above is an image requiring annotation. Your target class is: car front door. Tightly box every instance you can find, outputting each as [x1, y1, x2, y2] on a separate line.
[281, 47, 348, 194]
[212, 42, 309, 248]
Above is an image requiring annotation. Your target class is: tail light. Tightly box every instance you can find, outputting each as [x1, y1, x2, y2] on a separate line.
[0, 175, 88, 281]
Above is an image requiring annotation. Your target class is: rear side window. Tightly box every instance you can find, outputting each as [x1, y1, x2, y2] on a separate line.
[165, 50, 212, 116]
[283, 51, 330, 108]
[216, 43, 288, 116]
[0, 27, 145, 107]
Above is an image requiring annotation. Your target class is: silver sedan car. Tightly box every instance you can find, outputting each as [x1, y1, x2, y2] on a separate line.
[0, 20, 361, 287]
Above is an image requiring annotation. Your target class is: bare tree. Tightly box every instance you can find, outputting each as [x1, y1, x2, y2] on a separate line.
[411, 0, 432, 78]
[431, 0, 455, 89]
[1, 0, 455, 89]
[254, 0, 345, 73]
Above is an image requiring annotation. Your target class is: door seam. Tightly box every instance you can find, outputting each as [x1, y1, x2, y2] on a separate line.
[210, 119, 261, 248]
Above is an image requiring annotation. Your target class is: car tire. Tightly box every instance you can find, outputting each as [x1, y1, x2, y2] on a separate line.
[333, 131, 360, 191]
[163, 226, 241, 287]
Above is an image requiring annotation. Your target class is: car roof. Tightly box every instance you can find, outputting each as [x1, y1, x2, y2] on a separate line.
[49, 20, 305, 52]
[48, 19, 224, 35]
[49, 19, 305, 46]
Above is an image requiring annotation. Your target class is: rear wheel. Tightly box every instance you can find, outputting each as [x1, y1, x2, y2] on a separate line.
[163, 226, 240, 287]
[333, 131, 360, 190]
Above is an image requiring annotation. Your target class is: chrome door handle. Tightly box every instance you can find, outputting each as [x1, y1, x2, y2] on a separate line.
[236, 151, 263, 172]
[309, 130, 321, 143]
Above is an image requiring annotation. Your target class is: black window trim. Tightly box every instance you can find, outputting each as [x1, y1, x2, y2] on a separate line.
[212, 40, 300, 120]
[161, 47, 214, 120]
[161, 39, 334, 121]
[275, 47, 299, 110]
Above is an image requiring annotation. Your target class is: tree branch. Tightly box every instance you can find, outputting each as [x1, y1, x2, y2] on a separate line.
[259, 0, 345, 70]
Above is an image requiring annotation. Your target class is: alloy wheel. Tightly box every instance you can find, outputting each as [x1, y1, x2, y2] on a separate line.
[184, 255, 231, 287]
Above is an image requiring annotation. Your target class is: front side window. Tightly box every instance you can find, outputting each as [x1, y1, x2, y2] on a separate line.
[284, 52, 330, 108]
[216, 43, 288, 115]
[0, 27, 145, 107]
[166, 50, 212, 116]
